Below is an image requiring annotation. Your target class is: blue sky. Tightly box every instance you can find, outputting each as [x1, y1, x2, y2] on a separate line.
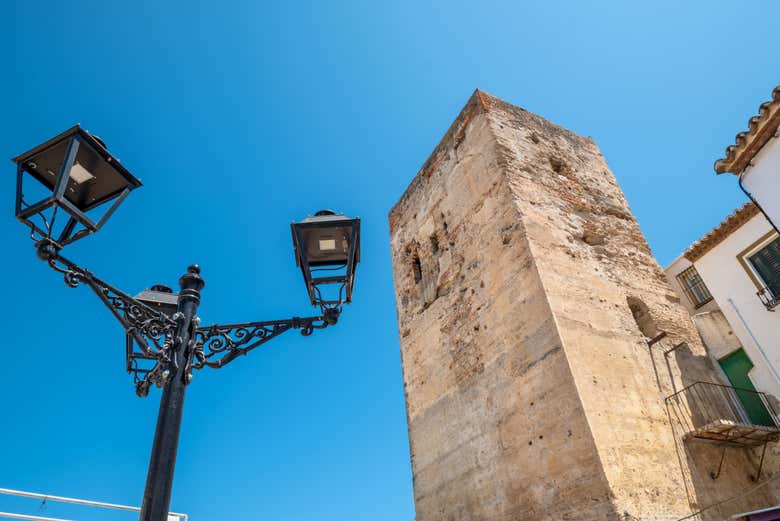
[0, 1, 778, 520]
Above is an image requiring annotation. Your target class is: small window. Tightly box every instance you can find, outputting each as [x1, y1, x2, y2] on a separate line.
[677, 266, 713, 308]
[412, 255, 422, 284]
[749, 237, 780, 298]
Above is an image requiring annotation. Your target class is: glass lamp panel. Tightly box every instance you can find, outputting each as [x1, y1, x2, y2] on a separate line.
[301, 225, 351, 266]
[15, 127, 140, 213]
[23, 141, 132, 211]
[69, 142, 134, 210]
[19, 138, 70, 193]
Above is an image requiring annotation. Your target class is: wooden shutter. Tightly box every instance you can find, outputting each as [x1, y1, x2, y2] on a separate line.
[749, 237, 780, 295]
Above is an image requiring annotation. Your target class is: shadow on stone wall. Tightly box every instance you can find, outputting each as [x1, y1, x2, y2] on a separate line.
[658, 341, 779, 520]
[624, 295, 780, 520]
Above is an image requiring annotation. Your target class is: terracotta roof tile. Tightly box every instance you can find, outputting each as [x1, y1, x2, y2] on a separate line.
[715, 86, 780, 175]
[684, 202, 760, 262]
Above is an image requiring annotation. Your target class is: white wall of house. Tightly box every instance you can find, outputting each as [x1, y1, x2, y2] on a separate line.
[742, 135, 780, 230]
[693, 212, 780, 398]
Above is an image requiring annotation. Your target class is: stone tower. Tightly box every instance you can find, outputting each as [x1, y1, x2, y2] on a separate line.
[389, 90, 780, 520]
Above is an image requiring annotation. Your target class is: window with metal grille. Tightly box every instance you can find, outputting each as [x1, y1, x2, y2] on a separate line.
[749, 237, 780, 298]
[676, 266, 713, 308]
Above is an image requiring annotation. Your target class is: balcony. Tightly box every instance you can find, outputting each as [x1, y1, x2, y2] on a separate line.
[757, 285, 779, 311]
[666, 382, 780, 447]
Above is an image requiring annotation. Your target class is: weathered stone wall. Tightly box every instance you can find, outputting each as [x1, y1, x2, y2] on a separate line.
[483, 93, 780, 520]
[389, 90, 780, 520]
[390, 93, 616, 520]
[691, 310, 742, 360]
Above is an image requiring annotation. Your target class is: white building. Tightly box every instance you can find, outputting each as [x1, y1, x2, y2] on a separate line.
[715, 85, 780, 232]
[666, 203, 780, 417]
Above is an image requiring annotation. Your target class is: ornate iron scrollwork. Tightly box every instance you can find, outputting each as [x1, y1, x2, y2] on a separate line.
[192, 314, 334, 371]
[41, 243, 178, 395]
[36, 240, 341, 396]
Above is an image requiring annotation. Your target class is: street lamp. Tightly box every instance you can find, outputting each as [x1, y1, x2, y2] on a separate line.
[13, 125, 141, 248]
[291, 210, 360, 311]
[11, 127, 361, 521]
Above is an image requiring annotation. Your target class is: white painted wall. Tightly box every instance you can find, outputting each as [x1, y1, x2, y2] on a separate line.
[742, 135, 780, 230]
[693, 212, 780, 399]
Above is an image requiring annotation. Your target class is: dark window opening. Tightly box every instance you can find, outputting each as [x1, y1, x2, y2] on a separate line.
[676, 265, 713, 308]
[412, 255, 422, 284]
[627, 296, 659, 338]
[750, 237, 780, 300]
[430, 235, 440, 254]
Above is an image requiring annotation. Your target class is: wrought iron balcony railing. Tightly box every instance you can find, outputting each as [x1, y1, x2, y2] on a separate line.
[666, 381, 780, 447]
[757, 284, 780, 311]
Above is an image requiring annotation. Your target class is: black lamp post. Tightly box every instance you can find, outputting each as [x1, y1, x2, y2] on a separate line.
[11, 127, 361, 521]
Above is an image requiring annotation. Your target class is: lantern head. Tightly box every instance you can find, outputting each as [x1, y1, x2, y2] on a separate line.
[135, 285, 179, 317]
[12, 125, 141, 248]
[291, 210, 360, 307]
[125, 285, 179, 387]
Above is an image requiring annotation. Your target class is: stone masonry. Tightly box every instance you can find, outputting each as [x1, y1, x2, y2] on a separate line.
[389, 90, 780, 520]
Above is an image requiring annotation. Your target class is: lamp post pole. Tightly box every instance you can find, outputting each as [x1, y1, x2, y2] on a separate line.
[139, 265, 204, 521]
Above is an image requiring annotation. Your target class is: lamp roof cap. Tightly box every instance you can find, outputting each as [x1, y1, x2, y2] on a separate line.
[299, 210, 356, 225]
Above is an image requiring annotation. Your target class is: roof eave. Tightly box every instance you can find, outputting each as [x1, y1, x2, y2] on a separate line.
[683, 203, 760, 262]
[714, 85, 780, 176]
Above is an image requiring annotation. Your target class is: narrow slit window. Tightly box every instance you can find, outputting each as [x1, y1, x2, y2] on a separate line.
[412, 255, 422, 284]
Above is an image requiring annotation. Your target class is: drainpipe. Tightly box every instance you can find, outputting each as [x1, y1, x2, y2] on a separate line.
[737, 141, 780, 235]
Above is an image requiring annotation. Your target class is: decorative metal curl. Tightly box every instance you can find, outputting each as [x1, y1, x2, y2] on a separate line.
[133, 360, 174, 397]
[63, 269, 82, 288]
[42, 245, 178, 393]
[192, 314, 334, 371]
[36, 240, 343, 395]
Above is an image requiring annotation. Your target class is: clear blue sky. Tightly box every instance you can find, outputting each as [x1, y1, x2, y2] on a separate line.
[0, 1, 778, 520]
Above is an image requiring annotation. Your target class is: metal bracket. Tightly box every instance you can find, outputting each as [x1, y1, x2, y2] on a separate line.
[753, 442, 769, 481]
[710, 444, 727, 480]
[39, 241, 178, 396]
[663, 342, 687, 357]
[191, 311, 338, 371]
[647, 331, 667, 347]
[36, 239, 342, 395]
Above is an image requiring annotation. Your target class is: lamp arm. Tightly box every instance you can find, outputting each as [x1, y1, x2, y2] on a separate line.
[42, 247, 177, 360]
[192, 313, 337, 371]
